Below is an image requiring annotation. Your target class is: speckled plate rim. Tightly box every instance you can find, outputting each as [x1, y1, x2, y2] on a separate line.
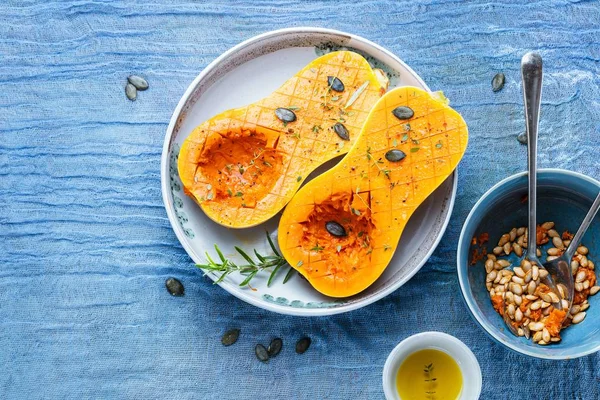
[161, 27, 458, 316]
[457, 168, 600, 359]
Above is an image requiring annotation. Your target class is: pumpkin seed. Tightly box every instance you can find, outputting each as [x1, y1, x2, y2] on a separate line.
[528, 321, 544, 331]
[325, 221, 347, 237]
[492, 72, 505, 92]
[391, 106, 414, 120]
[267, 338, 283, 357]
[572, 312, 586, 324]
[552, 236, 565, 250]
[165, 277, 184, 296]
[541, 221, 555, 230]
[577, 245, 589, 255]
[295, 337, 311, 354]
[385, 149, 406, 163]
[221, 328, 240, 346]
[128, 75, 149, 90]
[125, 83, 137, 101]
[576, 270, 586, 283]
[275, 108, 297, 123]
[255, 344, 269, 362]
[333, 123, 350, 141]
[327, 76, 344, 92]
[547, 229, 559, 238]
[590, 286, 600, 296]
[498, 233, 510, 247]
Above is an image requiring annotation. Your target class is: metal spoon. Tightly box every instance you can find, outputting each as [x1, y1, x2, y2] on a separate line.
[503, 52, 563, 334]
[542, 191, 600, 316]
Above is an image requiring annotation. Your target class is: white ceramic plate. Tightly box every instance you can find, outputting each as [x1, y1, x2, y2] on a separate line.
[161, 27, 457, 316]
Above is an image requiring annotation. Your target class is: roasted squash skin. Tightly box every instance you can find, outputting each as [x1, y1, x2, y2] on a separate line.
[178, 51, 386, 228]
[278, 87, 468, 297]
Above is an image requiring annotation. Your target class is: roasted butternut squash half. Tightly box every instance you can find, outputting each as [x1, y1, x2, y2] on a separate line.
[278, 87, 468, 297]
[178, 51, 387, 228]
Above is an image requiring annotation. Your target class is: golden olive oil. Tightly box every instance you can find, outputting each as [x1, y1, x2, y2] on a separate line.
[396, 349, 463, 400]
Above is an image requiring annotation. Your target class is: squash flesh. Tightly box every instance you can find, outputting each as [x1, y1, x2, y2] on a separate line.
[278, 87, 468, 297]
[178, 51, 386, 228]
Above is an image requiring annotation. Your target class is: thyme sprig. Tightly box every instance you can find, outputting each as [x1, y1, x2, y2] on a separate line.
[196, 231, 295, 287]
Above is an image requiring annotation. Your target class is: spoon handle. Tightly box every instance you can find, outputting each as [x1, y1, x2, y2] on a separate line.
[522, 52, 543, 258]
[565, 190, 600, 260]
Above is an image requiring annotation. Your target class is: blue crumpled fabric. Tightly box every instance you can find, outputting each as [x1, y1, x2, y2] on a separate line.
[1, 1, 600, 399]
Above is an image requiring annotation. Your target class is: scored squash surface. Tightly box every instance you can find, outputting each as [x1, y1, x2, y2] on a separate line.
[278, 87, 468, 297]
[178, 51, 387, 228]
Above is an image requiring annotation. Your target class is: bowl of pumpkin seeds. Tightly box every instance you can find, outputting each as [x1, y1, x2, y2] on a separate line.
[458, 169, 600, 359]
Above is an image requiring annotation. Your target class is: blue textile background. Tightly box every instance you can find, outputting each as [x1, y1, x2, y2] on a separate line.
[1, 1, 600, 398]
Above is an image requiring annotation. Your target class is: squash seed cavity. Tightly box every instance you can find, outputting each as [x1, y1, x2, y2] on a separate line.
[333, 123, 350, 141]
[325, 221, 347, 237]
[392, 106, 414, 120]
[327, 76, 345, 92]
[275, 108, 297, 123]
[385, 149, 406, 163]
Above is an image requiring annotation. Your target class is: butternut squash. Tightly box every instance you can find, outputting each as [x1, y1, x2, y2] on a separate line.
[278, 87, 468, 297]
[178, 51, 387, 228]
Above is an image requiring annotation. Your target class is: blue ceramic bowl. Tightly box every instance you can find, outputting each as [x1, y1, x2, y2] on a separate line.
[458, 169, 600, 359]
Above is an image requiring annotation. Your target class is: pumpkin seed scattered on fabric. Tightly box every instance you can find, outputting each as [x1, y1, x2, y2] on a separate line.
[127, 75, 149, 91]
[221, 329, 240, 346]
[275, 107, 297, 123]
[295, 337, 311, 354]
[333, 122, 350, 141]
[267, 338, 283, 357]
[391, 106, 414, 120]
[492, 73, 505, 92]
[325, 221, 347, 237]
[517, 132, 527, 145]
[385, 149, 406, 163]
[125, 83, 137, 101]
[165, 277, 184, 296]
[255, 344, 269, 362]
[327, 76, 345, 92]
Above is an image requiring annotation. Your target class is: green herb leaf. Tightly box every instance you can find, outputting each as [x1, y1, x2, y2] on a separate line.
[283, 267, 295, 283]
[235, 246, 256, 265]
[266, 231, 281, 257]
[297, 176, 302, 182]
[215, 245, 226, 263]
[267, 262, 284, 287]
[410, 147, 420, 153]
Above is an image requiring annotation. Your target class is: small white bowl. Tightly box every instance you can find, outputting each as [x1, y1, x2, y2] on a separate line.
[382, 332, 482, 400]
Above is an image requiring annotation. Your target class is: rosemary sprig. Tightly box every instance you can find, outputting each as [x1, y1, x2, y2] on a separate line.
[196, 231, 294, 287]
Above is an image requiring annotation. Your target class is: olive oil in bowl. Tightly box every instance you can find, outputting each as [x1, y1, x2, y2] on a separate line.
[396, 349, 463, 400]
